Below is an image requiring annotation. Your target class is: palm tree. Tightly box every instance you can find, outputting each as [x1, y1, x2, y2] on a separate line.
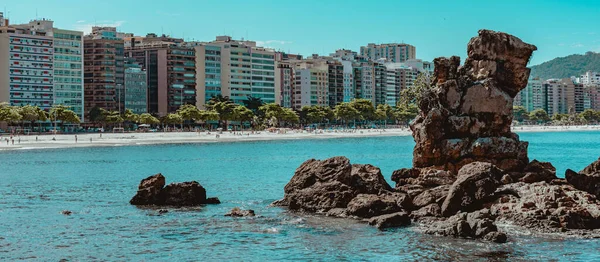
[242, 96, 264, 114]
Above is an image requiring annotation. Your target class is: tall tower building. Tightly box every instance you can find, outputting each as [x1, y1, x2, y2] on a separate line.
[125, 33, 195, 115]
[84, 27, 125, 115]
[0, 17, 84, 120]
[193, 36, 277, 108]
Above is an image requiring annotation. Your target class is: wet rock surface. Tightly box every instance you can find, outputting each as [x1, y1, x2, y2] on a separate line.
[225, 207, 256, 217]
[275, 30, 600, 243]
[130, 173, 220, 206]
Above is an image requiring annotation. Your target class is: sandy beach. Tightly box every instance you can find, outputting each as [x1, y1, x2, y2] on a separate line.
[1, 125, 599, 151]
[0, 128, 412, 151]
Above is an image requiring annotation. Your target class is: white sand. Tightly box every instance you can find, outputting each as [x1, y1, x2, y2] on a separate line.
[1, 125, 599, 151]
[0, 128, 412, 151]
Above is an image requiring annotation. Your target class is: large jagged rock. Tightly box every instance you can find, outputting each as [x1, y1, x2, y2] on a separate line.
[130, 174, 219, 206]
[423, 209, 506, 243]
[130, 174, 166, 205]
[441, 162, 503, 216]
[411, 29, 537, 175]
[273, 157, 396, 213]
[566, 158, 600, 198]
[490, 182, 600, 231]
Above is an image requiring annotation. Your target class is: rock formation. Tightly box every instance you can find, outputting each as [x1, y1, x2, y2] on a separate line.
[411, 29, 537, 174]
[225, 207, 256, 217]
[566, 158, 600, 198]
[130, 173, 220, 206]
[275, 29, 600, 243]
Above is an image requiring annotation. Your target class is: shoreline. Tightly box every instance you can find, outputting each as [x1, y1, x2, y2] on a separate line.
[0, 125, 599, 151]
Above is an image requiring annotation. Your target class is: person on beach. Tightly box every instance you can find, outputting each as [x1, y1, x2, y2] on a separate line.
[75, 135, 78, 143]
[90, 138, 92, 143]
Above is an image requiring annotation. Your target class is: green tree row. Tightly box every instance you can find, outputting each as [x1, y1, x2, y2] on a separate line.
[514, 106, 600, 125]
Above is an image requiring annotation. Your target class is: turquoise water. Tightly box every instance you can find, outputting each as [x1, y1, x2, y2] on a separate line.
[1, 131, 600, 261]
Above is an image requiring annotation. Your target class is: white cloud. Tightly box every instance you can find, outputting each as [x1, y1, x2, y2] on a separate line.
[72, 20, 126, 35]
[558, 43, 565, 46]
[571, 43, 584, 48]
[256, 40, 293, 48]
[589, 32, 597, 35]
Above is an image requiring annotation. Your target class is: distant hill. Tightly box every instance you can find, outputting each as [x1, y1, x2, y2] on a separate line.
[529, 51, 600, 79]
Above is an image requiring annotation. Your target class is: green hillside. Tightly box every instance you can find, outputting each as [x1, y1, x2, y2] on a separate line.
[529, 51, 600, 79]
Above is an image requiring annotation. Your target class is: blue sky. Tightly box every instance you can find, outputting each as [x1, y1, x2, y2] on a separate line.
[4, 0, 600, 65]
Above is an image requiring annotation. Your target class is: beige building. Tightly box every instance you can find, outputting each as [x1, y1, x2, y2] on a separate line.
[192, 36, 278, 109]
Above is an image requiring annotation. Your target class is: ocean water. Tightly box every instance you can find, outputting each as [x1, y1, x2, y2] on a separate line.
[1, 131, 600, 261]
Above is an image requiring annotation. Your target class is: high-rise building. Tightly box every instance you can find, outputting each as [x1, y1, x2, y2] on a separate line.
[125, 33, 196, 115]
[515, 78, 546, 112]
[360, 43, 416, 63]
[124, 59, 147, 114]
[84, 27, 125, 115]
[0, 16, 84, 120]
[584, 84, 600, 110]
[294, 66, 329, 108]
[544, 79, 575, 115]
[578, 71, 600, 85]
[193, 36, 277, 109]
[53, 28, 84, 120]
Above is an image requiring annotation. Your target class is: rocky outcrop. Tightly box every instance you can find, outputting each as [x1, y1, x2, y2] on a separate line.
[368, 212, 411, 229]
[275, 30, 600, 244]
[410, 29, 537, 175]
[130, 173, 220, 206]
[441, 162, 503, 216]
[490, 182, 600, 232]
[225, 207, 256, 217]
[273, 157, 395, 213]
[566, 158, 600, 198]
[273, 156, 411, 228]
[424, 209, 507, 243]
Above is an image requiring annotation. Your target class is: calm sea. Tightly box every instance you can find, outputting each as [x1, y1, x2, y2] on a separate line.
[1, 131, 600, 261]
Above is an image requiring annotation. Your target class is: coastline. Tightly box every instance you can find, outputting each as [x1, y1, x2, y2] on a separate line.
[0, 125, 599, 151]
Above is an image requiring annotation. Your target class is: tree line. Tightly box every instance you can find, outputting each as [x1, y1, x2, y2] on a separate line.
[513, 106, 600, 125]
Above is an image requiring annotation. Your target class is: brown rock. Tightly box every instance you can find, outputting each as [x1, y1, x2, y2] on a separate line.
[411, 30, 536, 174]
[130, 173, 166, 205]
[566, 158, 600, 198]
[130, 174, 219, 206]
[441, 162, 503, 216]
[274, 156, 393, 213]
[225, 207, 255, 217]
[346, 194, 402, 218]
[368, 212, 411, 229]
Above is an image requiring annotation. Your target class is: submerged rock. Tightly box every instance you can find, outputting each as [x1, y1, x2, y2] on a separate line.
[130, 173, 219, 206]
[225, 207, 256, 217]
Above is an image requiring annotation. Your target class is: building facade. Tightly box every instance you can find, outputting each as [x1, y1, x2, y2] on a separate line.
[360, 43, 416, 63]
[124, 60, 147, 114]
[83, 33, 124, 115]
[125, 34, 196, 115]
[0, 16, 84, 120]
[193, 36, 277, 109]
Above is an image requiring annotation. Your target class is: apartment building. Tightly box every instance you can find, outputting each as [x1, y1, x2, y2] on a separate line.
[84, 27, 124, 115]
[124, 59, 147, 114]
[125, 33, 196, 115]
[360, 43, 416, 63]
[0, 15, 84, 120]
[192, 36, 277, 109]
